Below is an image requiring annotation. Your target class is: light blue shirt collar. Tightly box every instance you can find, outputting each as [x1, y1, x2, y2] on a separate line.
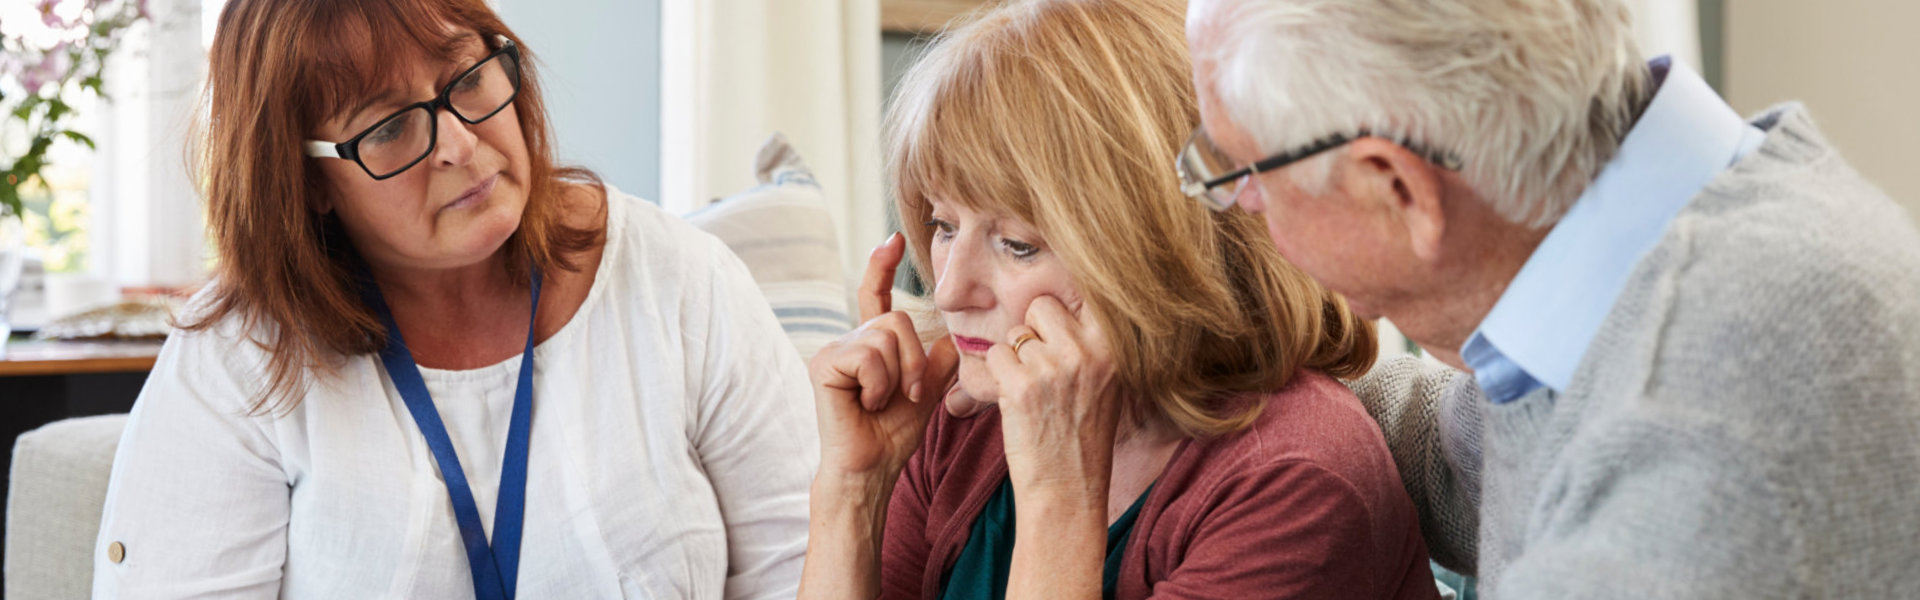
[1460, 58, 1767, 403]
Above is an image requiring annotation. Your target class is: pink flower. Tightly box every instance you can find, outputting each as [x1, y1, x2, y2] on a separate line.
[18, 44, 73, 96]
[38, 0, 67, 28]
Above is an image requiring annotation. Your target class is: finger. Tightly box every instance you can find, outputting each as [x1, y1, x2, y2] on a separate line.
[903, 356, 948, 423]
[826, 343, 897, 414]
[1073, 303, 1111, 361]
[1023, 296, 1081, 350]
[984, 343, 1025, 393]
[863, 327, 904, 411]
[1002, 324, 1039, 359]
[921, 335, 961, 405]
[808, 347, 860, 403]
[831, 326, 902, 412]
[858, 233, 905, 321]
[945, 387, 989, 417]
[873, 312, 927, 402]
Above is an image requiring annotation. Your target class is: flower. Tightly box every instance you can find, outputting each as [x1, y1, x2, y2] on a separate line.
[18, 44, 73, 96]
[37, 0, 68, 29]
[0, 51, 20, 82]
[90, 0, 147, 19]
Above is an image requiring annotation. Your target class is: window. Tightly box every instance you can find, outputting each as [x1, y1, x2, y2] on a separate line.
[0, 0, 113, 275]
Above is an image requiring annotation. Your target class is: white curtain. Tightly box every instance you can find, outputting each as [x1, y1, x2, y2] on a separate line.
[93, 0, 207, 289]
[1629, 0, 1702, 72]
[661, 0, 885, 279]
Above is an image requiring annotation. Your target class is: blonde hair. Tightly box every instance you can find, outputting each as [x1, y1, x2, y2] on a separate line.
[886, 0, 1376, 438]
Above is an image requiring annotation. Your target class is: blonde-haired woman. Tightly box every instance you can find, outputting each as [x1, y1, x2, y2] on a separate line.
[799, 0, 1439, 598]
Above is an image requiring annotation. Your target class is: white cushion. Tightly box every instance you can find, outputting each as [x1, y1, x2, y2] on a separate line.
[684, 133, 852, 362]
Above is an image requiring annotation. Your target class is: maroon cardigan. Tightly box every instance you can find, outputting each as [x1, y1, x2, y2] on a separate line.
[879, 370, 1440, 599]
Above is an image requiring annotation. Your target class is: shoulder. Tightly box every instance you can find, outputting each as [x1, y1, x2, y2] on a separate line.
[135, 283, 290, 418]
[1585, 109, 1920, 427]
[1629, 110, 1920, 382]
[1180, 370, 1410, 515]
[1208, 371, 1396, 476]
[1664, 106, 1920, 325]
[587, 185, 766, 329]
[598, 184, 741, 275]
[163, 283, 276, 379]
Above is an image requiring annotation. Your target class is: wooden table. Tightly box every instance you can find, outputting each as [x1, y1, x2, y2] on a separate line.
[0, 339, 164, 377]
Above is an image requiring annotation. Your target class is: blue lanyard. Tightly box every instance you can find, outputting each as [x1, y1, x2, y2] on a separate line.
[362, 266, 540, 600]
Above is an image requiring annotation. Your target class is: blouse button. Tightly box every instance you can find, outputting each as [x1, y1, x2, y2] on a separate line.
[107, 541, 126, 564]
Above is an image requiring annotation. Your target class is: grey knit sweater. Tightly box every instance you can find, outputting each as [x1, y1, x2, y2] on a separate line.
[1348, 104, 1920, 598]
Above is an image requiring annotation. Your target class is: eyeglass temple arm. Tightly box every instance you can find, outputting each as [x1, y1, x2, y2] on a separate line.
[305, 141, 342, 159]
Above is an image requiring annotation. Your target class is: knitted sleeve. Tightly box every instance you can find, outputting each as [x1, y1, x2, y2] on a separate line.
[1344, 356, 1485, 573]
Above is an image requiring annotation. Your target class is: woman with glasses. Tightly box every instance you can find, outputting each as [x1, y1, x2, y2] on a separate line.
[798, 0, 1439, 598]
[91, 0, 815, 597]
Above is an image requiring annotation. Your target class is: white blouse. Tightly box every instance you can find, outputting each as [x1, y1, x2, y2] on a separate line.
[92, 189, 819, 599]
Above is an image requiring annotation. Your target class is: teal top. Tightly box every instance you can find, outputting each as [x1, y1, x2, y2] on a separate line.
[939, 477, 1153, 600]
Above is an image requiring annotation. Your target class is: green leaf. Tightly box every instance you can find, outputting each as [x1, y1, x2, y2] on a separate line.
[1, 183, 21, 218]
[11, 97, 42, 121]
[46, 98, 71, 122]
[59, 130, 97, 150]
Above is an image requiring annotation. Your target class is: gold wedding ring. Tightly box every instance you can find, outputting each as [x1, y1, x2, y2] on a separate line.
[1010, 332, 1040, 354]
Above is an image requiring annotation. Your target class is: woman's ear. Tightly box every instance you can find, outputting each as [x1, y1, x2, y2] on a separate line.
[309, 180, 337, 215]
[1341, 137, 1448, 262]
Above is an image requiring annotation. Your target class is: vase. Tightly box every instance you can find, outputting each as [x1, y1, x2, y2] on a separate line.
[1, 212, 24, 358]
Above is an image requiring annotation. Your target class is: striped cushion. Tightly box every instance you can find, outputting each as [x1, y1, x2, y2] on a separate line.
[683, 134, 852, 361]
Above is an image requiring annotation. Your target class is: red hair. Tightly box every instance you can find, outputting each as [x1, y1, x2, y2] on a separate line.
[184, 0, 602, 412]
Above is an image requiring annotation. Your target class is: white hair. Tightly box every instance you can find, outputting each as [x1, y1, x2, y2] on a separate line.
[1188, 0, 1651, 227]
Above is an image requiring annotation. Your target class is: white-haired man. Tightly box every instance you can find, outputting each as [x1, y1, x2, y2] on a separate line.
[1179, 0, 1920, 597]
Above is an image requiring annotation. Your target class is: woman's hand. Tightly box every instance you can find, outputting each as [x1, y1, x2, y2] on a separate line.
[985, 296, 1120, 599]
[800, 234, 958, 600]
[987, 296, 1121, 501]
[809, 233, 959, 484]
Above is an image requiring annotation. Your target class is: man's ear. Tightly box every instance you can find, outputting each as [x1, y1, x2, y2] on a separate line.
[1340, 137, 1448, 262]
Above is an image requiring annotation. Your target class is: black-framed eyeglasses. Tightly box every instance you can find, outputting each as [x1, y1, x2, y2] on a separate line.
[1175, 128, 1463, 211]
[304, 35, 522, 180]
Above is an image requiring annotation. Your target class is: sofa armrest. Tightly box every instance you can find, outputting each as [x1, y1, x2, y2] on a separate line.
[7, 414, 130, 600]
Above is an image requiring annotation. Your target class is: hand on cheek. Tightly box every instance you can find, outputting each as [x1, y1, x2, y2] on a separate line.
[985, 295, 1120, 502]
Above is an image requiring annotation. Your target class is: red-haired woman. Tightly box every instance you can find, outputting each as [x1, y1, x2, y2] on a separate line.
[89, 1, 815, 597]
